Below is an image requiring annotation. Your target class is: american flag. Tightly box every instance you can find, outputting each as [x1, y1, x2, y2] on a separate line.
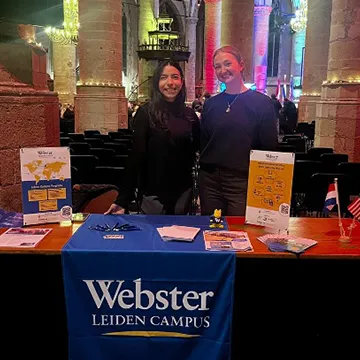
[348, 197, 360, 219]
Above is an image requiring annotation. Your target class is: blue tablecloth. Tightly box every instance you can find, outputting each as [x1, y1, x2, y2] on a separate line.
[64, 214, 226, 252]
[62, 214, 235, 360]
[0, 209, 23, 228]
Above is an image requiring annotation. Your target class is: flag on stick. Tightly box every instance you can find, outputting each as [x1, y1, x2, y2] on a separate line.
[275, 78, 280, 98]
[348, 197, 360, 220]
[282, 82, 286, 100]
[289, 76, 294, 101]
[334, 178, 346, 237]
[324, 183, 337, 213]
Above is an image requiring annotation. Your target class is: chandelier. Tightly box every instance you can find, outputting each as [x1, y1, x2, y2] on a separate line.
[45, 0, 79, 45]
[290, 0, 308, 33]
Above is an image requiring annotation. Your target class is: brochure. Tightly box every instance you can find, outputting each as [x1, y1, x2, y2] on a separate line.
[0, 227, 52, 248]
[257, 234, 317, 254]
[157, 226, 201, 242]
[203, 230, 253, 252]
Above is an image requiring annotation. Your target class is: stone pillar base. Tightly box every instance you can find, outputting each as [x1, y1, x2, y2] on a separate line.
[298, 94, 320, 123]
[75, 85, 128, 133]
[315, 83, 360, 162]
[0, 85, 59, 212]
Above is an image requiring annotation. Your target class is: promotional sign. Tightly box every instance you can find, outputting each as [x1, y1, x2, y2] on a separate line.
[20, 147, 72, 225]
[62, 214, 235, 360]
[245, 150, 294, 231]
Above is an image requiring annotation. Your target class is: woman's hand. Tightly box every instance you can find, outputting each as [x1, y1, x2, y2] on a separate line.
[104, 204, 125, 215]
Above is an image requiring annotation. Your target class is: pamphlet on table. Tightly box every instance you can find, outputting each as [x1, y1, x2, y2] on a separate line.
[203, 230, 253, 252]
[257, 234, 317, 254]
[157, 225, 201, 242]
[0, 228, 52, 248]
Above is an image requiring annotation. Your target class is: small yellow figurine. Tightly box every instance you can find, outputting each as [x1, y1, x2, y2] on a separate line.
[210, 209, 224, 228]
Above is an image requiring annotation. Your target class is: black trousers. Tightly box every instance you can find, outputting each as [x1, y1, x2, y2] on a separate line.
[199, 168, 248, 216]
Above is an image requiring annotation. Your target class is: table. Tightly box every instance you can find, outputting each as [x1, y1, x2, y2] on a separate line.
[2, 217, 359, 257]
[1, 216, 360, 359]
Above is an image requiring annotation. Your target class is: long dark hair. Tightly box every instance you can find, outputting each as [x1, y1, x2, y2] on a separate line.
[148, 60, 187, 129]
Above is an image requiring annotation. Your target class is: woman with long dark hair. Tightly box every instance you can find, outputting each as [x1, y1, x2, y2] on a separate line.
[105, 60, 200, 215]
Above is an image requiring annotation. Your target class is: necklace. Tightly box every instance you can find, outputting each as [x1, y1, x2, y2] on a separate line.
[225, 93, 240, 113]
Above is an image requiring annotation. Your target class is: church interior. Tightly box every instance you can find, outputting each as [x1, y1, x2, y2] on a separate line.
[2, 3, 360, 359]
[0, 0, 360, 215]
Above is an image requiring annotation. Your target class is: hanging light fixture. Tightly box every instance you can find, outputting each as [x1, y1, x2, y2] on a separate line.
[290, 0, 308, 33]
[45, 0, 79, 44]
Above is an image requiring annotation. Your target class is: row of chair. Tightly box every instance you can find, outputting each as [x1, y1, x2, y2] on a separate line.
[292, 172, 355, 216]
[71, 154, 129, 184]
[60, 129, 133, 138]
[71, 165, 125, 190]
[66, 142, 130, 157]
[291, 158, 360, 216]
[295, 122, 315, 141]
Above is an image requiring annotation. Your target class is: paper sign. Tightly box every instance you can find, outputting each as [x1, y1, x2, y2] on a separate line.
[20, 147, 72, 226]
[0, 227, 52, 248]
[245, 150, 294, 230]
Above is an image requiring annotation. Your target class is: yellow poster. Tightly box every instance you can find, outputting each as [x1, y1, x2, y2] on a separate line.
[48, 188, 67, 200]
[39, 200, 58, 212]
[28, 189, 48, 202]
[245, 150, 294, 230]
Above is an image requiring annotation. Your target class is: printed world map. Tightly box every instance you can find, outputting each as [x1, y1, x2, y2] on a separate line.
[23, 160, 67, 184]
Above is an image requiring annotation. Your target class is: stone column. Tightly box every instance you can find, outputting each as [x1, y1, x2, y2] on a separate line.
[315, 0, 360, 161]
[0, 23, 59, 212]
[298, 0, 332, 123]
[277, 25, 292, 82]
[52, 42, 76, 105]
[75, 0, 127, 133]
[253, 4, 272, 93]
[185, 17, 198, 102]
[138, 0, 156, 101]
[221, 0, 254, 82]
[290, 29, 306, 88]
[204, 0, 221, 94]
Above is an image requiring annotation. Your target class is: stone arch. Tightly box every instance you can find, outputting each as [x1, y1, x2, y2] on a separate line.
[121, 0, 139, 97]
[267, 0, 294, 83]
[162, 0, 185, 39]
[281, 0, 293, 14]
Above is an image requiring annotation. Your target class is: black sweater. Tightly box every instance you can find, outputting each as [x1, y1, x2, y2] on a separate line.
[200, 90, 278, 174]
[115, 102, 200, 212]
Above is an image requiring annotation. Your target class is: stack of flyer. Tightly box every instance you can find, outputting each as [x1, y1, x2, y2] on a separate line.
[257, 234, 317, 254]
[203, 230, 253, 252]
[0, 228, 52, 248]
[157, 226, 201, 242]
